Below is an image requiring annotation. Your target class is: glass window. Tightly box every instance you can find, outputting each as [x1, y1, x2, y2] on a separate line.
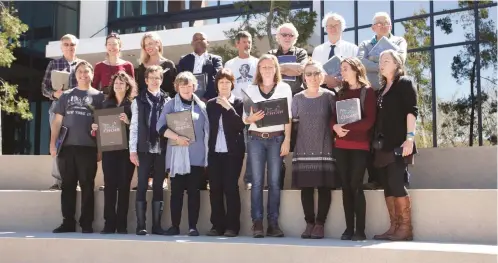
[394, 18, 430, 49]
[405, 51, 433, 147]
[436, 45, 479, 147]
[219, 16, 239, 24]
[434, 1, 471, 12]
[358, 27, 374, 44]
[323, 1, 354, 29]
[434, 10, 475, 46]
[479, 6, 497, 42]
[357, 0, 391, 26]
[394, 1, 430, 19]
[480, 44, 498, 145]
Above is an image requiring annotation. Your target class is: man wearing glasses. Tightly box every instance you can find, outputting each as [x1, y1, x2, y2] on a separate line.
[312, 12, 359, 91]
[41, 34, 81, 191]
[357, 12, 407, 90]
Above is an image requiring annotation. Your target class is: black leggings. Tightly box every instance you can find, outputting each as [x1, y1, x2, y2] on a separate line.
[335, 148, 369, 232]
[301, 187, 331, 224]
[379, 160, 408, 197]
[136, 152, 166, 202]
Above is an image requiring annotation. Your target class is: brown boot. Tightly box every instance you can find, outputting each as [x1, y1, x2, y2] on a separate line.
[252, 221, 264, 238]
[301, 223, 314, 239]
[310, 223, 324, 239]
[389, 196, 413, 241]
[373, 196, 397, 240]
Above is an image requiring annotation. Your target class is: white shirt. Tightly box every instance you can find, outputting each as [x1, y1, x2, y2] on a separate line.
[193, 52, 209, 74]
[215, 94, 235, 153]
[312, 39, 359, 66]
[243, 82, 293, 133]
[224, 56, 259, 99]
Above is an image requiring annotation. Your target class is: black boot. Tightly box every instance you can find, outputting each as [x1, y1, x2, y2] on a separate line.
[151, 201, 167, 235]
[135, 201, 147, 235]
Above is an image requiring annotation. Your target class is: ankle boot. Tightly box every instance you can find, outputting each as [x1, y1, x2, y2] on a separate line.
[135, 201, 147, 235]
[389, 196, 413, 241]
[373, 196, 397, 240]
[151, 201, 167, 235]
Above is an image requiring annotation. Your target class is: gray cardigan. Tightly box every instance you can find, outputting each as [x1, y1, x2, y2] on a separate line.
[357, 34, 407, 90]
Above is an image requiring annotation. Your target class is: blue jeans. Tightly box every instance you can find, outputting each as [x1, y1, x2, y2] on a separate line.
[248, 134, 284, 223]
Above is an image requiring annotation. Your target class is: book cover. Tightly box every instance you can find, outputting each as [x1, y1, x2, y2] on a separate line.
[368, 37, 399, 57]
[322, 55, 342, 77]
[194, 73, 207, 97]
[277, 55, 297, 81]
[167, 110, 196, 146]
[51, 70, 70, 90]
[241, 88, 260, 116]
[336, 98, 361, 125]
[94, 107, 128, 152]
[255, 97, 289, 128]
[56, 126, 68, 156]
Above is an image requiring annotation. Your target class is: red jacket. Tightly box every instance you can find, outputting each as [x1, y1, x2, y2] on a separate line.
[331, 87, 377, 151]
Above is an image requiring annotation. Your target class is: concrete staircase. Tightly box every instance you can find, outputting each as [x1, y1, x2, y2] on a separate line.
[0, 146, 496, 262]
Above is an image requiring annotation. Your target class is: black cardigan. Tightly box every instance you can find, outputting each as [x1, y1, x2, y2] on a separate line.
[376, 76, 418, 151]
[206, 97, 245, 155]
[135, 60, 177, 98]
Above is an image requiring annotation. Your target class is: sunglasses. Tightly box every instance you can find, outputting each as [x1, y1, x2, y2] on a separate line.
[63, 43, 76, 47]
[304, 71, 322, 77]
[280, 33, 295, 38]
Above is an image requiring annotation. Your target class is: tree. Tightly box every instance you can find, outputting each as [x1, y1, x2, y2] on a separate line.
[436, 1, 497, 146]
[210, 1, 317, 62]
[0, 2, 32, 154]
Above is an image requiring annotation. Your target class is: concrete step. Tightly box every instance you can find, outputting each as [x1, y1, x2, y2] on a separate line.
[0, 189, 495, 245]
[0, 232, 496, 263]
[0, 147, 496, 190]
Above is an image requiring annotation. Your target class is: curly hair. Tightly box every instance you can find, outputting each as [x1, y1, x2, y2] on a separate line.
[108, 71, 137, 101]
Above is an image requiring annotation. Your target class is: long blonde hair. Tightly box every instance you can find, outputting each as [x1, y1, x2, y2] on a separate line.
[139, 32, 164, 65]
[253, 54, 282, 86]
[379, 50, 405, 87]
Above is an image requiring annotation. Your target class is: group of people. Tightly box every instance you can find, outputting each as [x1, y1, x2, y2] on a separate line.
[42, 11, 417, 242]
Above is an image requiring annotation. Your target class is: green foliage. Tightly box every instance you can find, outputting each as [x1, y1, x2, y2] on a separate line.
[0, 2, 32, 120]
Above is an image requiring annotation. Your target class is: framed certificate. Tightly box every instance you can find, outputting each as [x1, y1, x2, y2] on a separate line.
[94, 107, 128, 152]
[166, 110, 196, 146]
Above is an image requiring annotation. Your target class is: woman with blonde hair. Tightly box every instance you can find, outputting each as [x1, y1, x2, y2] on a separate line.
[332, 57, 376, 241]
[292, 60, 336, 239]
[372, 49, 417, 241]
[243, 54, 292, 238]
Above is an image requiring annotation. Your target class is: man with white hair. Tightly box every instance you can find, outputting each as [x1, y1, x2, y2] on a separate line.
[41, 34, 81, 191]
[358, 12, 407, 90]
[312, 12, 358, 90]
[268, 23, 309, 96]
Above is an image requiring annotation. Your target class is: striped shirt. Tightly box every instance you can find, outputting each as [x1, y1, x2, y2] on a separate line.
[41, 57, 81, 100]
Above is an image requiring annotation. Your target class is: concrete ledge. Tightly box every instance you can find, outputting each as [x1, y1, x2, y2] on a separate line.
[0, 233, 496, 263]
[0, 189, 495, 245]
[0, 146, 496, 190]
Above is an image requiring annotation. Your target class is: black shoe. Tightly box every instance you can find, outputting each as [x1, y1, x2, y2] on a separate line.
[206, 228, 223, 236]
[165, 226, 180, 236]
[100, 225, 115, 234]
[49, 184, 61, 191]
[341, 229, 354, 240]
[52, 224, 76, 233]
[82, 227, 94, 234]
[352, 231, 367, 241]
[188, 228, 199, 236]
[151, 201, 167, 235]
[135, 201, 147, 236]
[266, 224, 284, 237]
[132, 186, 138, 190]
[224, 230, 238, 237]
[116, 229, 128, 234]
[98, 185, 105, 191]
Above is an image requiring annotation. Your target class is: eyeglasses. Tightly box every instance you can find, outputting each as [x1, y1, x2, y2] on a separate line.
[326, 24, 341, 29]
[147, 77, 162, 81]
[63, 43, 76, 47]
[280, 33, 295, 38]
[304, 71, 322, 77]
[374, 22, 391, 27]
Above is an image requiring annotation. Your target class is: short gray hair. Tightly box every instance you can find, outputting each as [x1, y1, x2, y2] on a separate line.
[60, 34, 79, 45]
[276, 23, 299, 46]
[322, 12, 346, 32]
[372, 12, 391, 25]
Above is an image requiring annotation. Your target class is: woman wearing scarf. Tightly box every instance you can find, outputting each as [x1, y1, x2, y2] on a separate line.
[157, 71, 210, 236]
[129, 65, 170, 235]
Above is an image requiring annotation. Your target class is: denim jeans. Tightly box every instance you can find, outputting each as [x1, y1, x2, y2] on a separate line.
[248, 134, 284, 223]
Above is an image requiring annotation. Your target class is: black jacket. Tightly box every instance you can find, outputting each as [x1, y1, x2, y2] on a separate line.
[206, 97, 245, 155]
[178, 53, 223, 100]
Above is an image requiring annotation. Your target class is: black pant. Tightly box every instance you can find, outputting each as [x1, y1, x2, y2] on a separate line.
[366, 152, 379, 183]
[102, 150, 135, 229]
[170, 166, 203, 229]
[58, 146, 98, 228]
[379, 160, 408, 197]
[136, 152, 166, 202]
[208, 152, 243, 233]
[335, 148, 369, 233]
[301, 187, 331, 224]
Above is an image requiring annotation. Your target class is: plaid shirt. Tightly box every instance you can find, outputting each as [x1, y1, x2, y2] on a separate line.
[41, 57, 80, 100]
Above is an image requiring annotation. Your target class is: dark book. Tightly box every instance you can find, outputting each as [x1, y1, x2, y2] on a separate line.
[336, 98, 361, 125]
[277, 55, 297, 81]
[255, 97, 289, 128]
[167, 110, 196, 146]
[323, 55, 342, 77]
[194, 73, 207, 97]
[94, 107, 128, 152]
[241, 88, 260, 116]
[56, 126, 68, 156]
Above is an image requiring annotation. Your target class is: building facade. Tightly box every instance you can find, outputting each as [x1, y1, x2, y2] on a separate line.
[1, 0, 496, 154]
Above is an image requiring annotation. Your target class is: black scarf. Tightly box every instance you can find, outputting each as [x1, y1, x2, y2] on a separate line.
[146, 90, 163, 147]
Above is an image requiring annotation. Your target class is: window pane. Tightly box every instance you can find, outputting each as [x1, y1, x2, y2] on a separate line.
[480, 41, 498, 145]
[394, 0, 429, 19]
[323, 0, 354, 29]
[479, 6, 497, 42]
[357, 0, 390, 26]
[434, 1, 474, 12]
[436, 45, 479, 147]
[434, 10, 475, 46]
[405, 51, 433, 148]
[394, 17, 430, 49]
[358, 27, 374, 44]
[219, 16, 239, 24]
